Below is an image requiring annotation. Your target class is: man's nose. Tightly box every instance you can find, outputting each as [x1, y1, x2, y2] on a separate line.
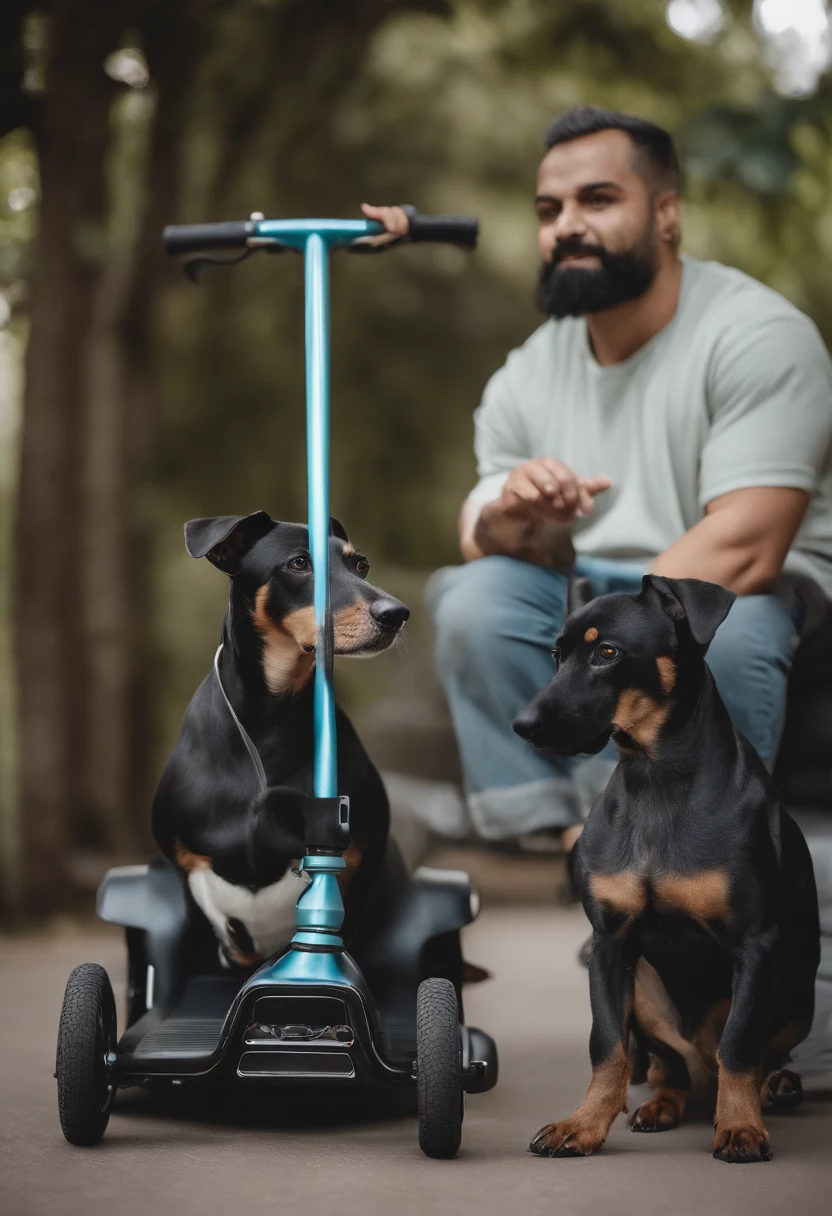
[552, 201, 587, 244]
[370, 597, 410, 632]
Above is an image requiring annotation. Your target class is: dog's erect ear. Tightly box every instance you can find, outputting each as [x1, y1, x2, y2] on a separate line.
[567, 575, 595, 617]
[184, 511, 274, 575]
[641, 575, 736, 651]
[329, 516, 349, 542]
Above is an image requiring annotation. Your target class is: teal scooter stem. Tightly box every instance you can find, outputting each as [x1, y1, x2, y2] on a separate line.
[255, 220, 384, 968]
[254, 220, 386, 799]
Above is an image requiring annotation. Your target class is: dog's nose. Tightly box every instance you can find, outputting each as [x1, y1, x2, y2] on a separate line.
[512, 708, 541, 742]
[370, 598, 410, 632]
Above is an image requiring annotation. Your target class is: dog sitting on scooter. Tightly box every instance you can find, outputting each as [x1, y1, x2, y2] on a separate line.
[513, 574, 820, 1164]
[152, 510, 409, 969]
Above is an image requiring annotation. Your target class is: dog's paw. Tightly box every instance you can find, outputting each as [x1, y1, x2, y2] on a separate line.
[763, 1069, 803, 1109]
[630, 1091, 684, 1133]
[529, 1119, 603, 1158]
[712, 1124, 772, 1163]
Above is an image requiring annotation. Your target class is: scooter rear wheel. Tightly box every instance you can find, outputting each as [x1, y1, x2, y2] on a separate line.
[56, 963, 117, 1145]
[416, 977, 463, 1158]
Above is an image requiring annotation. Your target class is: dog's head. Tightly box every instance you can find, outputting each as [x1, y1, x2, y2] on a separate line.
[512, 575, 736, 757]
[185, 511, 409, 694]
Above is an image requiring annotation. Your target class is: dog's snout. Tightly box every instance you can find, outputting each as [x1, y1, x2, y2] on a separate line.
[513, 708, 541, 742]
[370, 597, 410, 632]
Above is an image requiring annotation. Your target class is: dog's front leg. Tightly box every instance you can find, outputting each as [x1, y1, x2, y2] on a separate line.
[712, 928, 777, 1164]
[530, 933, 634, 1157]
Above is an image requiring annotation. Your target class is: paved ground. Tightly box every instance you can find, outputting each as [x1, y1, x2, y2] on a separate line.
[2, 905, 831, 1216]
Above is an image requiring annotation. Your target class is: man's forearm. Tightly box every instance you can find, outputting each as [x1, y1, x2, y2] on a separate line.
[649, 514, 780, 595]
[469, 501, 575, 568]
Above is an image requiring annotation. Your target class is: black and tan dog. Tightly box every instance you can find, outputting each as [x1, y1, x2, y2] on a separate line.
[513, 575, 819, 1164]
[152, 510, 409, 968]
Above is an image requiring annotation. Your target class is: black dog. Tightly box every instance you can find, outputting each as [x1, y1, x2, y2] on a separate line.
[152, 510, 409, 968]
[513, 575, 819, 1163]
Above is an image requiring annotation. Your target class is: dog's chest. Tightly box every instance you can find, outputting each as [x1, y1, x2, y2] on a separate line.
[187, 866, 307, 961]
[588, 867, 732, 925]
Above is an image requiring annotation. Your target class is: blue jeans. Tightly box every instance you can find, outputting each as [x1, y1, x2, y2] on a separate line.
[426, 555, 804, 840]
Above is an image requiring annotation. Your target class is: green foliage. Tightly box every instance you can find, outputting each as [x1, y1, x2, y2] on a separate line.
[6, 0, 832, 871]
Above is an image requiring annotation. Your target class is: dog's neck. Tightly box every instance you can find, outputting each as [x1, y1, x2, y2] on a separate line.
[614, 652, 739, 778]
[219, 589, 317, 727]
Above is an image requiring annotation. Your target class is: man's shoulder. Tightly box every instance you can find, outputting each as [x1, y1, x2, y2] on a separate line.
[683, 256, 816, 333]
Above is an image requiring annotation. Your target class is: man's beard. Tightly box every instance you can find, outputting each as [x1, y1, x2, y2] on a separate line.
[536, 230, 658, 319]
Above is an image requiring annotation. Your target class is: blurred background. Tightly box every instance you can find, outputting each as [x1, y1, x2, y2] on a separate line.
[3, 0, 832, 921]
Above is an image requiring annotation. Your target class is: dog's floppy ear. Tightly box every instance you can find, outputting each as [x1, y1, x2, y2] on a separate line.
[184, 511, 274, 575]
[641, 575, 736, 651]
[329, 516, 349, 542]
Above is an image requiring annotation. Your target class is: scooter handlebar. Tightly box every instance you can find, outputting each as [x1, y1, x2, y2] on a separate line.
[163, 221, 254, 255]
[405, 212, 478, 248]
[163, 212, 479, 257]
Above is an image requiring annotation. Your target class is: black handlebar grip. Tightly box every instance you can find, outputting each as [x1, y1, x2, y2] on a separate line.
[163, 221, 254, 255]
[407, 214, 479, 248]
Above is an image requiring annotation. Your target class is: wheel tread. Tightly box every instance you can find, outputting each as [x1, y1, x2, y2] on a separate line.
[417, 977, 462, 1158]
[56, 962, 116, 1146]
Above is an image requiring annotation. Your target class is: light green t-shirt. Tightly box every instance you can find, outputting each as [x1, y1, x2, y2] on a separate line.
[469, 255, 832, 619]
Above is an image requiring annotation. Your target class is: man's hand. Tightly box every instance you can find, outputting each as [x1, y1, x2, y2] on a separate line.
[356, 202, 410, 247]
[462, 459, 612, 566]
[495, 459, 612, 522]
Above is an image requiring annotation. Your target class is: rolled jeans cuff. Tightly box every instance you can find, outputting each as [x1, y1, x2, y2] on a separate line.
[467, 777, 581, 840]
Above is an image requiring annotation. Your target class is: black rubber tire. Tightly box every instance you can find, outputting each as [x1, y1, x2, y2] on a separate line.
[417, 977, 463, 1158]
[56, 963, 117, 1145]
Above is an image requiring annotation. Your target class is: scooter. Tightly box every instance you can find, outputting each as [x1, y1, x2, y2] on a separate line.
[55, 208, 498, 1158]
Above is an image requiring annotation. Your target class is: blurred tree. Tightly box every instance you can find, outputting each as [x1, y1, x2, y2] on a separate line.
[2, 0, 832, 915]
[4, 0, 452, 913]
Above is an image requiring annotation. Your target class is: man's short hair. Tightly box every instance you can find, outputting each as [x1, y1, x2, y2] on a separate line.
[543, 106, 682, 194]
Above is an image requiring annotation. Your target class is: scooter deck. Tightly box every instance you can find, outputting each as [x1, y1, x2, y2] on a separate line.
[119, 976, 240, 1060]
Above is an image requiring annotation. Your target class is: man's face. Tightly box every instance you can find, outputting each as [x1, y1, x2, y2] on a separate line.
[534, 129, 669, 319]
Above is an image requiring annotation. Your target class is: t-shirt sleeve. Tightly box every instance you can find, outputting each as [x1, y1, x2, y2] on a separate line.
[466, 353, 531, 514]
[700, 312, 832, 507]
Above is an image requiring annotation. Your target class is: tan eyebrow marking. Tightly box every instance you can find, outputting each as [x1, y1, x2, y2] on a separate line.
[584, 627, 599, 643]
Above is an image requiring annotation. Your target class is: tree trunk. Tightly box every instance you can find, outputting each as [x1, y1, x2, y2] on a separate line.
[15, 1, 120, 911]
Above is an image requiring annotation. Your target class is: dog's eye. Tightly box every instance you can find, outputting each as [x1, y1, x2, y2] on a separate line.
[551, 646, 561, 668]
[596, 643, 618, 662]
[355, 558, 370, 577]
[289, 556, 310, 572]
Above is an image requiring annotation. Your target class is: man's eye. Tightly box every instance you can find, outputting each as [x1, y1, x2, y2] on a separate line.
[596, 643, 618, 661]
[289, 556, 310, 572]
[355, 558, 370, 577]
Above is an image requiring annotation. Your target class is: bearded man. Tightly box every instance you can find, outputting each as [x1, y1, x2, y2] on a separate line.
[363, 106, 832, 847]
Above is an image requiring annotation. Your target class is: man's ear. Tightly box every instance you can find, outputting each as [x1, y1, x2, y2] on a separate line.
[184, 511, 274, 575]
[329, 516, 349, 542]
[641, 575, 736, 651]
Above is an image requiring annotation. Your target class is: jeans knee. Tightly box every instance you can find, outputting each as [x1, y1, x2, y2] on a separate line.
[429, 560, 512, 668]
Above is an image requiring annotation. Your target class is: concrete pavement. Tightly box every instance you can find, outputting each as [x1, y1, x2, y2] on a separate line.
[2, 905, 831, 1216]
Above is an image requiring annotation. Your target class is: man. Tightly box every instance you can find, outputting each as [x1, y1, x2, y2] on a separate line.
[362, 106, 832, 844]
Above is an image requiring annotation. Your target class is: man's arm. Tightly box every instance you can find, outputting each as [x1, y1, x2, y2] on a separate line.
[649, 486, 809, 595]
[652, 307, 832, 595]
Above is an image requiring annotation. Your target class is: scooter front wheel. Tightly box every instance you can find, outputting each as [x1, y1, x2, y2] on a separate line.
[416, 977, 463, 1158]
[56, 963, 117, 1145]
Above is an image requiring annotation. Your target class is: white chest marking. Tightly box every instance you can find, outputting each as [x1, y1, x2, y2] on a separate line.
[187, 866, 306, 960]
